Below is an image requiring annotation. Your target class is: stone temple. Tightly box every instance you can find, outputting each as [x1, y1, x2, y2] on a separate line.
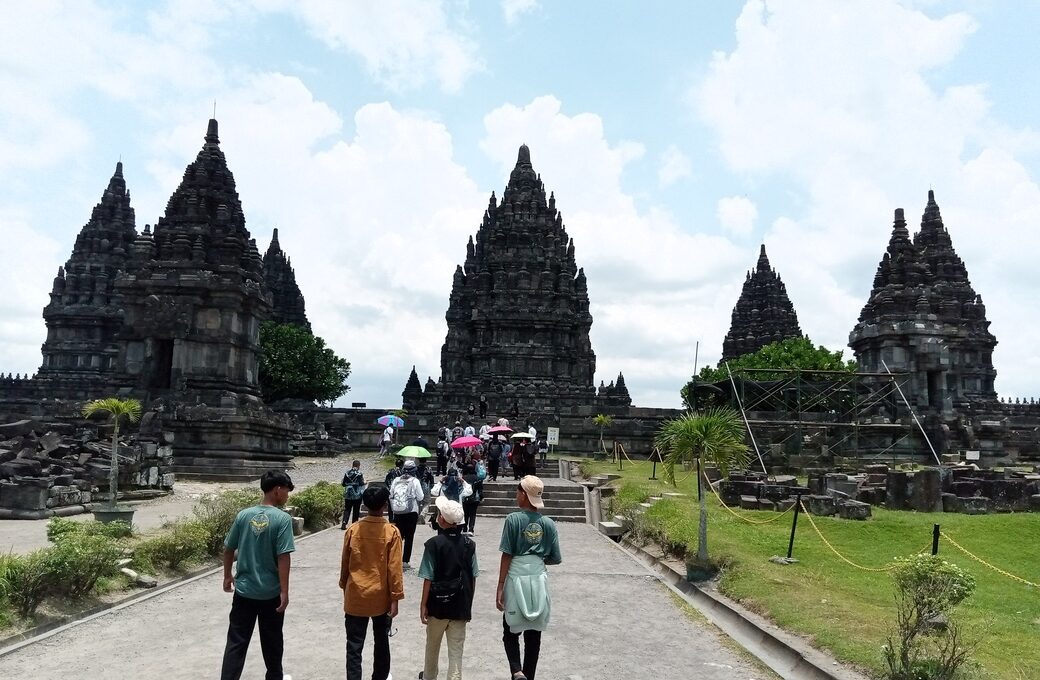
[722, 244, 803, 361]
[262, 228, 311, 330]
[0, 119, 297, 480]
[403, 145, 630, 414]
[850, 191, 997, 413]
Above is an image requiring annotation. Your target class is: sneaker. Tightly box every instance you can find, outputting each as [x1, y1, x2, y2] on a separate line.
[403, 562, 412, 571]
[340, 524, 347, 530]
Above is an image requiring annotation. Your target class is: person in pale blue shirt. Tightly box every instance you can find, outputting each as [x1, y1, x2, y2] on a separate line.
[495, 476, 561, 680]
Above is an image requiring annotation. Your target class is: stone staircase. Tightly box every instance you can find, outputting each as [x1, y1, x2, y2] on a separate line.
[478, 461, 587, 523]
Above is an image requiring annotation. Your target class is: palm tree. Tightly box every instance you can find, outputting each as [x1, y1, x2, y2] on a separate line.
[82, 397, 142, 509]
[655, 408, 749, 563]
[592, 414, 613, 454]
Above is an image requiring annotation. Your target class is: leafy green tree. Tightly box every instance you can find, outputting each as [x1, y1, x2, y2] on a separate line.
[682, 337, 857, 409]
[655, 408, 749, 562]
[82, 397, 142, 508]
[259, 322, 351, 404]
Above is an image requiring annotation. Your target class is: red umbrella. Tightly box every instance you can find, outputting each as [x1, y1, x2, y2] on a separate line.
[450, 435, 481, 449]
[487, 425, 513, 434]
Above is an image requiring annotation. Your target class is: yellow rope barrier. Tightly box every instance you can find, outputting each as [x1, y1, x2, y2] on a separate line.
[798, 501, 898, 572]
[703, 470, 795, 525]
[940, 531, 1040, 588]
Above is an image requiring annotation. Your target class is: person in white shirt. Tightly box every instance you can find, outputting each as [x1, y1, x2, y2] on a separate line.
[463, 422, 475, 438]
[527, 422, 537, 441]
[379, 425, 395, 457]
[478, 422, 491, 438]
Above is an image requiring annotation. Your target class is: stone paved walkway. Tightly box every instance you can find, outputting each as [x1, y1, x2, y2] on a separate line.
[0, 517, 770, 679]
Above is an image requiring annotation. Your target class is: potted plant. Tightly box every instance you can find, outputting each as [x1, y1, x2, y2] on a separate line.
[83, 397, 142, 524]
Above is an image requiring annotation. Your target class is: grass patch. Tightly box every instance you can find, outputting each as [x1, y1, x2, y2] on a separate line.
[585, 460, 1040, 679]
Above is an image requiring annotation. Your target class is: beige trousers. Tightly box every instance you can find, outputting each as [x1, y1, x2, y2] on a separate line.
[423, 617, 468, 680]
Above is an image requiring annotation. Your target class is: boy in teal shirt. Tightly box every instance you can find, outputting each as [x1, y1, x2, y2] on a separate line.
[496, 476, 561, 680]
[221, 470, 296, 680]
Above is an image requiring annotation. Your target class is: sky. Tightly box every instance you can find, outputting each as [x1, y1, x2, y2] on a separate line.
[2, 0, 1040, 409]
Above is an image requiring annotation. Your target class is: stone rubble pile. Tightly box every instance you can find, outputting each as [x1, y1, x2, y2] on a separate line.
[0, 418, 173, 519]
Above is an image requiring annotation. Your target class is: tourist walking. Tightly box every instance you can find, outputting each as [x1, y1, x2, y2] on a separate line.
[341, 459, 365, 529]
[463, 421, 475, 438]
[479, 393, 489, 419]
[389, 459, 426, 569]
[385, 457, 404, 522]
[486, 437, 503, 481]
[340, 486, 404, 680]
[379, 423, 395, 457]
[220, 470, 296, 680]
[436, 436, 450, 475]
[462, 464, 485, 535]
[497, 476, 561, 680]
[537, 438, 549, 466]
[418, 496, 478, 680]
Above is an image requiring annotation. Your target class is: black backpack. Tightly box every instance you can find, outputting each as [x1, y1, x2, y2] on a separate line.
[426, 532, 476, 621]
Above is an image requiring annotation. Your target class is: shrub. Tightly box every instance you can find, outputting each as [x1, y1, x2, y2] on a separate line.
[290, 481, 342, 530]
[191, 489, 262, 556]
[44, 533, 123, 600]
[884, 554, 977, 680]
[5, 550, 52, 618]
[135, 521, 209, 571]
[47, 517, 133, 542]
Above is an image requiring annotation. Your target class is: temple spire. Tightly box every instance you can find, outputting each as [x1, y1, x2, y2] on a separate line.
[722, 244, 802, 361]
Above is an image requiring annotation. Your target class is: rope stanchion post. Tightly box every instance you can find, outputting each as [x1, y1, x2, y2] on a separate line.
[932, 524, 940, 555]
[649, 451, 658, 481]
[787, 494, 802, 559]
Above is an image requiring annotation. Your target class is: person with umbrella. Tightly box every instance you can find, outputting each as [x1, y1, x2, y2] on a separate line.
[511, 433, 536, 479]
[377, 414, 403, 457]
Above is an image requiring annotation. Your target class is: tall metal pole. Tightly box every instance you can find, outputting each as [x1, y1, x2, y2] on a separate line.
[726, 361, 769, 475]
[881, 359, 942, 466]
[932, 524, 940, 555]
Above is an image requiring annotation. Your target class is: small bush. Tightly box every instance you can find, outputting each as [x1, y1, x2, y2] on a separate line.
[290, 481, 342, 530]
[135, 521, 209, 571]
[47, 517, 133, 543]
[191, 489, 261, 556]
[44, 533, 122, 600]
[884, 554, 977, 680]
[5, 550, 52, 618]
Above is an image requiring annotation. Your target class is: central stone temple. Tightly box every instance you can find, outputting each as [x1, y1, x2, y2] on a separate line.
[405, 145, 628, 414]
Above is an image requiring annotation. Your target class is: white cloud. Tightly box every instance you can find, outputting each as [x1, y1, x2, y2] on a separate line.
[270, 0, 484, 93]
[657, 145, 692, 187]
[716, 196, 757, 236]
[696, 0, 1040, 399]
[502, 0, 539, 24]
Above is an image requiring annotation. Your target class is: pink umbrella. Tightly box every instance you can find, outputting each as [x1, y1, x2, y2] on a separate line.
[487, 425, 513, 434]
[450, 435, 482, 449]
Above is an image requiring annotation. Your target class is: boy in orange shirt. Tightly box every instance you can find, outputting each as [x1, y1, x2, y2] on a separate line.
[340, 485, 404, 680]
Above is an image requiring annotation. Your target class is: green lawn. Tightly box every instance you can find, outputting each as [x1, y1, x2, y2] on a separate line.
[583, 460, 1040, 680]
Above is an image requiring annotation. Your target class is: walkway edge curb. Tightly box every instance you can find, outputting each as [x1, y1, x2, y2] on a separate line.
[0, 525, 338, 659]
[611, 535, 870, 680]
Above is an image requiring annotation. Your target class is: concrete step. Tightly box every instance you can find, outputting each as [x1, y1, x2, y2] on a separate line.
[479, 505, 587, 519]
[479, 498, 586, 510]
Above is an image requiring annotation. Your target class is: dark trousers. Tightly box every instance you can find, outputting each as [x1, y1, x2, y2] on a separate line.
[391, 511, 419, 563]
[220, 593, 284, 680]
[463, 501, 478, 532]
[479, 403, 488, 418]
[345, 613, 391, 680]
[502, 615, 541, 680]
[488, 457, 499, 481]
[436, 455, 448, 475]
[342, 498, 362, 526]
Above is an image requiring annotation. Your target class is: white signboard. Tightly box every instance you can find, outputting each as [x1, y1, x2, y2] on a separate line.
[546, 427, 560, 445]
[965, 450, 980, 461]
